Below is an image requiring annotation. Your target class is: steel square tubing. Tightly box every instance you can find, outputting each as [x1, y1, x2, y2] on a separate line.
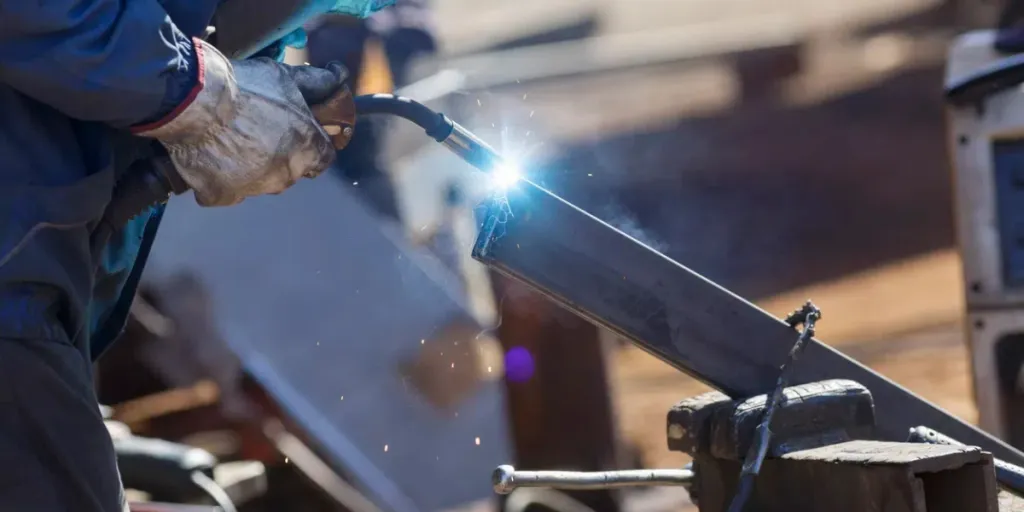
[471, 180, 1024, 466]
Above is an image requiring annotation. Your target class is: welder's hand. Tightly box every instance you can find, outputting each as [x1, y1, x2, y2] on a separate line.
[135, 40, 351, 207]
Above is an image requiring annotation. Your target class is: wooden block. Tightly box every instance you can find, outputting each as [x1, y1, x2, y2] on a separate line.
[694, 440, 998, 512]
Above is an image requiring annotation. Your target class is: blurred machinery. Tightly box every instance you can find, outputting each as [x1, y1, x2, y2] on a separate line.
[97, 180, 512, 512]
[947, 27, 1024, 449]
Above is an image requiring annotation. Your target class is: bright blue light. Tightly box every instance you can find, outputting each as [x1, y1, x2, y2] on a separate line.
[491, 162, 523, 189]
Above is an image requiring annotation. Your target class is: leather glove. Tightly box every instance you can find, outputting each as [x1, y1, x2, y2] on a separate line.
[135, 40, 350, 207]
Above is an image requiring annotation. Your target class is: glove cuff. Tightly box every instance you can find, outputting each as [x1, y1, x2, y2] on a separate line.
[132, 39, 237, 141]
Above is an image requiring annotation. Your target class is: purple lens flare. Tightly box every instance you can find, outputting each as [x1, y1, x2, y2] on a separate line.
[504, 347, 535, 383]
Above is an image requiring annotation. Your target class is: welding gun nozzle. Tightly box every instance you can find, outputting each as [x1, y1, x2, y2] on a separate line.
[440, 122, 504, 175]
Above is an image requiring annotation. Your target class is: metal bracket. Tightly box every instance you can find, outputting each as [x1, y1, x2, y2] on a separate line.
[946, 52, 1024, 107]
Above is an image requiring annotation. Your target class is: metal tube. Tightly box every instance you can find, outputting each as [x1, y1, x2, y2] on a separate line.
[470, 179, 1024, 467]
[908, 426, 1024, 497]
[492, 465, 693, 494]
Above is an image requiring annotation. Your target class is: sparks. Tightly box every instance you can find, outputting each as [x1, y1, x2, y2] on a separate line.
[384, 444, 389, 452]
[475, 437, 481, 446]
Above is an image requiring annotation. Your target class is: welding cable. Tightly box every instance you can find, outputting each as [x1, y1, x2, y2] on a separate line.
[353, 94, 505, 176]
[353, 93, 455, 142]
[190, 469, 238, 512]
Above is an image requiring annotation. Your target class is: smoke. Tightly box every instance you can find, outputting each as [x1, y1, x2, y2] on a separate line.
[596, 202, 668, 254]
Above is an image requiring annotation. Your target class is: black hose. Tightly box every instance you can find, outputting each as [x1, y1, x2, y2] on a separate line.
[353, 93, 454, 142]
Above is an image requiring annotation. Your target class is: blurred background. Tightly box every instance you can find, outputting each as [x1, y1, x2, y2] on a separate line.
[97, 0, 1013, 511]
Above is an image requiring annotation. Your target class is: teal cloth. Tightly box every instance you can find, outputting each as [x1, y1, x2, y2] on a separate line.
[280, 0, 395, 50]
[328, 0, 395, 19]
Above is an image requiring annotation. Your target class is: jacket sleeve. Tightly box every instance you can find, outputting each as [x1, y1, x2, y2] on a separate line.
[0, 0, 200, 129]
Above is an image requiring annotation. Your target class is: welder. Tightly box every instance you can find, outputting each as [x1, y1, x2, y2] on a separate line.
[0, 0, 391, 510]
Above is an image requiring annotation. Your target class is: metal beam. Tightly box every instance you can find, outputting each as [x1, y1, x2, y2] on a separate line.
[470, 179, 1024, 466]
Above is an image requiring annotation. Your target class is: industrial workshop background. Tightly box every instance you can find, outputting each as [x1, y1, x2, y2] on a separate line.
[91, 0, 1009, 511]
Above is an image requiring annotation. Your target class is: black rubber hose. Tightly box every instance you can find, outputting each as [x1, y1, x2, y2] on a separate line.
[353, 93, 455, 142]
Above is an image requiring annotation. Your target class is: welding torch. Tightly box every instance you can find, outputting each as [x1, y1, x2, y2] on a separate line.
[93, 93, 507, 256]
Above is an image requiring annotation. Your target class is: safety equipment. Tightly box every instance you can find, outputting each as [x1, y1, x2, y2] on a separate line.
[135, 40, 346, 207]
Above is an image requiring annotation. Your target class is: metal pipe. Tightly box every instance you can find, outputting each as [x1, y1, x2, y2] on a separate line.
[492, 465, 693, 495]
[908, 426, 1024, 497]
[469, 179, 1024, 467]
[438, 122, 505, 175]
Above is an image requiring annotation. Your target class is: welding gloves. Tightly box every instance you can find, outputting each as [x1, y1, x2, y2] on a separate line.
[135, 40, 349, 207]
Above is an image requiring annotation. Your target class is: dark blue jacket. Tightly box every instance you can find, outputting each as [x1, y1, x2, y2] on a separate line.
[0, 0, 339, 364]
[0, 0, 220, 363]
[0, 0, 393, 362]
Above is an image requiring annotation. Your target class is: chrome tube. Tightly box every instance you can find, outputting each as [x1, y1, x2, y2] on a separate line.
[440, 122, 505, 174]
[492, 465, 694, 495]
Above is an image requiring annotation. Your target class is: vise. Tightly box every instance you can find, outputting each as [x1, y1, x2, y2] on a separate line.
[493, 379, 1020, 512]
[671, 380, 998, 512]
